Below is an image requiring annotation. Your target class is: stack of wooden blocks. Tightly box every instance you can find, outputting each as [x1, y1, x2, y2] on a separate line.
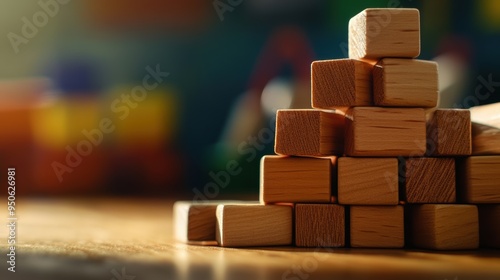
[174, 8, 500, 250]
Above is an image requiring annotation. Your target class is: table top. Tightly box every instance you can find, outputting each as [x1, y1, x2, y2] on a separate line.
[1, 198, 499, 280]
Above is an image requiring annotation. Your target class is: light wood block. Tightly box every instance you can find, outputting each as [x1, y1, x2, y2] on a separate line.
[457, 156, 500, 203]
[478, 205, 500, 248]
[470, 103, 500, 155]
[338, 157, 398, 205]
[260, 155, 335, 203]
[215, 204, 292, 247]
[426, 109, 472, 156]
[373, 58, 438, 107]
[173, 201, 256, 243]
[472, 122, 500, 155]
[311, 59, 372, 108]
[350, 206, 404, 248]
[403, 158, 455, 203]
[295, 204, 345, 247]
[349, 8, 420, 60]
[275, 109, 345, 156]
[345, 107, 426, 156]
[410, 204, 479, 250]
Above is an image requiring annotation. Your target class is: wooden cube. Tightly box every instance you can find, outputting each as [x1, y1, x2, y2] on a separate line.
[311, 59, 372, 108]
[295, 204, 345, 247]
[349, 8, 420, 60]
[478, 205, 500, 248]
[173, 201, 256, 243]
[275, 109, 345, 156]
[260, 155, 334, 203]
[350, 206, 404, 248]
[457, 156, 500, 203]
[345, 107, 426, 156]
[426, 109, 472, 156]
[373, 58, 438, 107]
[410, 204, 479, 250]
[338, 157, 398, 205]
[403, 157, 455, 203]
[216, 205, 292, 247]
[472, 122, 500, 155]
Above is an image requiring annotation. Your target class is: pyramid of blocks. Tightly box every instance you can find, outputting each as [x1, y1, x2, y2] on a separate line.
[174, 8, 500, 250]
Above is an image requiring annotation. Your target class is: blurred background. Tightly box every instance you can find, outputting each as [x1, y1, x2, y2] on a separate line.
[0, 0, 499, 197]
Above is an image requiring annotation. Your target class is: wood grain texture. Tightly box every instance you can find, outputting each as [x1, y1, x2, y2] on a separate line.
[275, 109, 345, 156]
[295, 204, 345, 247]
[426, 109, 472, 156]
[260, 155, 335, 203]
[472, 122, 500, 155]
[373, 58, 438, 107]
[470, 103, 500, 128]
[457, 156, 500, 203]
[348, 8, 420, 60]
[403, 157, 455, 203]
[173, 201, 257, 243]
[350, 206, 404, 248]
[410, 204, 479, 250]
[216, 204, 292, 247]
[311, 59, 372, 108]
[345, 107, 426, 156]
[338, 157, 398, 205]
[478, 205, 500, 248]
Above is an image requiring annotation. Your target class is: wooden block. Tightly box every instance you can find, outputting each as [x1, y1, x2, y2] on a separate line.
[215, 204, 292, 247]
[426, 109, 472, 156]
[470, 102, 500, 128]
[403, 157, 455, 203]
[410, 204, 479, 250]
[295, 204, 345, 247]
[173, 201, 256, 243]
[338, 157, 398, 205]
[472, 122, 500, 155]
[349, 8, 420, 60]
[350, 206, 404, 248]
[478, 205, 500, 248]
[275, 109, 345, 156]
[373, 58, 438, 107]
[311, 59, 372, 108]
[345, 107, 426, 156]
[260, 155, 334, 203]
[457, 156, 500, 203]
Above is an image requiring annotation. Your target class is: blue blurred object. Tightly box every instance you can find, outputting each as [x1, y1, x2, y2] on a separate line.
[48, 58, 102, 95]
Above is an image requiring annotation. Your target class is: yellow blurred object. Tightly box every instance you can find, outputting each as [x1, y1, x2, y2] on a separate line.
[109, 86, 178, 148]
[33, 97, 103, 148]
[480, 0, 500, 30]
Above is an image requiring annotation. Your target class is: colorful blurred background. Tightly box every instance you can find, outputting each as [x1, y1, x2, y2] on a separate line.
[1, 0, 499, 197]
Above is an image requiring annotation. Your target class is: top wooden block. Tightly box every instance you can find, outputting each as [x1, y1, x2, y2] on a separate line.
[373, 58, 438, 107]
[349, 8, 420, 60]
[275, 109, 345, 156]
[311, 59, 372, 108]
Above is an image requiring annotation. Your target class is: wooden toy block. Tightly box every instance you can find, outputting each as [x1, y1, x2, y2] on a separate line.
[373, 58, 438, 107]
[426, 109, 472, 156]
[478, 205, 500, 248]
[173, 201, 256, 243]
[345, 107, 426, 156]
[338, 157, 398, 205]
[311, 59, 372, 108]
[275, 109, 345, 156]
[349, 8, 420, 60]
[260, 155, 335, 203]
[470, 104, 500, 155]
[457, 156, 500, 203]
[295, 204, 345, 247]
[216, 204, 292, 247]
[350, 206, 404, 248]
[410, 204, 479, 250]
[403, 157, 455, 203]
[472, 122, 500, 155]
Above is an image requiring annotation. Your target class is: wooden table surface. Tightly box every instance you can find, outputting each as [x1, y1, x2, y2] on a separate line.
[1, 198, 499, 280]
